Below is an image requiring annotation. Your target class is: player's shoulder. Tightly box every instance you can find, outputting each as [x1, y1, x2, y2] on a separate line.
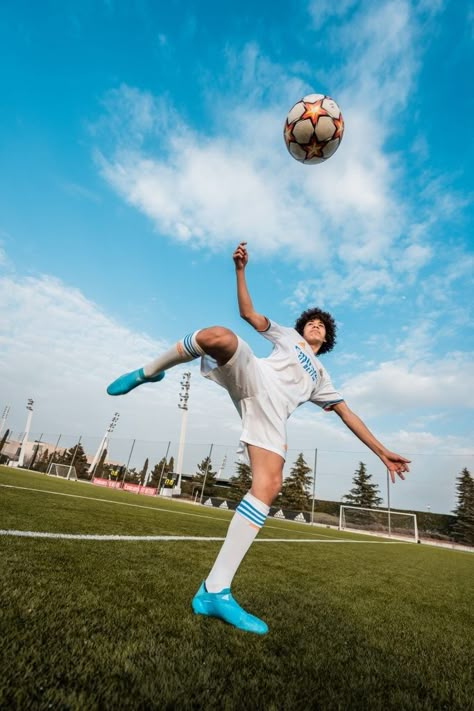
[262, 319, 299, 339]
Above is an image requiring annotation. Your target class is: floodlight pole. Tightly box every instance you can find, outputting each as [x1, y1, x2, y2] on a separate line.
[18, 399, 34, 467]
[156, 440, 171, 495]
[28, 433, 43, 470]
[46, 434, 62, 473]
[311, 448, 318, 526]
[122, 438, 136, 483]
[88, 412, 120, 477]
[216, 454, 227, 480]
[199, 443, 214, 505]
[175, 372, 191, 495]
[0, 405, 10, 436]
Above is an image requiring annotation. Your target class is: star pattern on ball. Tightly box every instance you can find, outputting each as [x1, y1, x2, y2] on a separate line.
[304, 136, 324, 161]
[283, 120, 295, 146]
[300, 99, 329, 126]
[332, 115, 344, 140]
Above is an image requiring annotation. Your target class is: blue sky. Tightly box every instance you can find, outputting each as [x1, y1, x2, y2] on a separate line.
[0, 0, 473, 513]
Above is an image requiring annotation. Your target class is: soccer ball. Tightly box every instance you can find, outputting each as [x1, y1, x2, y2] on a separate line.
[283, 94, 344, 164]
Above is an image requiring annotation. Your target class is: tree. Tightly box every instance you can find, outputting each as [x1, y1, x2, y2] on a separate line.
[343, 462, 382, 508]
[28, 441, 42, 471]
[229, 461, 252, 500]
[59, 442, 89, 479]
[193, 456, 217, 497]
[150, 457, 174, 488]
[452, 467, 474, 545]
[280, 453, 313, 511]
[35, 448, 50, 473]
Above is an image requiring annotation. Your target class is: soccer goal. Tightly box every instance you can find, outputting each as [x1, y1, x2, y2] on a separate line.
[47, 463, 78, 481]
[339, 505, 419, 543]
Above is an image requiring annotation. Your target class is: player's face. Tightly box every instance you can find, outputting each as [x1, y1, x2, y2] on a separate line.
[303, 319, 326, 350]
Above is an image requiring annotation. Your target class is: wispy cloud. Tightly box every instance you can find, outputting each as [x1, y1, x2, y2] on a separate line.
[0, 272, 239, 446]
[92, 0, 465, 310]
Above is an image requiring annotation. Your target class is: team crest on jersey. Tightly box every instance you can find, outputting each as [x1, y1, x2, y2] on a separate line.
[294, 344, 318, 382]
[298, 341, 307, 349]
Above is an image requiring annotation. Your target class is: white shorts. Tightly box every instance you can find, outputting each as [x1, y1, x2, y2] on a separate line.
[201, 337, 288, 460]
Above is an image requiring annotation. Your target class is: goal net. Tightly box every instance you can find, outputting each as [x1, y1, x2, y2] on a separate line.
[339, 505, 418, 543]
[47, 463, 78, 481]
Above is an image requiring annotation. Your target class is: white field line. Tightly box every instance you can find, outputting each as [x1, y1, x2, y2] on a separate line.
[0, 483, 339, 540]
[0, 529, 408, 543]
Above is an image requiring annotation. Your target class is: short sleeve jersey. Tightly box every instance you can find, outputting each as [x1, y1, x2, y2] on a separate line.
[256, 320, 344, 418]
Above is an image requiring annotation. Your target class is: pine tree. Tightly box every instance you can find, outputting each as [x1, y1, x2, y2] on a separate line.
[36, 448, 50, 473]
[60, 442, 89, 479]
[343, 462, 382, 508]
[193, 456, 217, 497]
[229, 461, 252, 500]
[452, 467, 474, 545]
[280, 453, 313, 511]
[150, 457, 173, 487]
[28, 442, 43, 471]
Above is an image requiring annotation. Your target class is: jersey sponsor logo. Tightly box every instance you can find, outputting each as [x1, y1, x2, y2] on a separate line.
[294, 345, 319, 382]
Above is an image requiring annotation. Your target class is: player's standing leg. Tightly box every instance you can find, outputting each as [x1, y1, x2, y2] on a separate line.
[192, 446, 283, 635]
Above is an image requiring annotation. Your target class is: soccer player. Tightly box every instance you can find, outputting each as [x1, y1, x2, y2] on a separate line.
[107, 241, 410, 635]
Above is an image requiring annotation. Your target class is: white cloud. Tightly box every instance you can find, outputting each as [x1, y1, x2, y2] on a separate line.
[0, 273, 238, 452]
[90, 0, 469, 311]
[341, 354, 474, 416]
[308, 0, 357, 29]
[93, 1, 424, 274]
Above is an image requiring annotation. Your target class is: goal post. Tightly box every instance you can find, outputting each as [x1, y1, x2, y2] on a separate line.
[339, 505, 419, 543]
[47, 463, 78, 481]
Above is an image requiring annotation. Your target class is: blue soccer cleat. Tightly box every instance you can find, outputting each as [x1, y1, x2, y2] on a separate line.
[191, 581, 268, 635]
[106, 368, 165, 396]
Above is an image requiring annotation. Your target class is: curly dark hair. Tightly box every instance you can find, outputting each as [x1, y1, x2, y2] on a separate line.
[294, 307, 337, 355]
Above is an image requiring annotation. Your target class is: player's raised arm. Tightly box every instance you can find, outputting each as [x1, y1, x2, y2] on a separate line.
[331, 401, 411, 483]
[233, 242, 269, 332]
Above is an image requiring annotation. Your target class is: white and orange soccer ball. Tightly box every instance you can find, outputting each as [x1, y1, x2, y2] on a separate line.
[283, 93, 344, 164]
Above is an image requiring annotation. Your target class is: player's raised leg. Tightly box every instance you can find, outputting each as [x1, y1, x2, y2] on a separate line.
[192, 445, 283, 634]
[106, 327, 238, 395]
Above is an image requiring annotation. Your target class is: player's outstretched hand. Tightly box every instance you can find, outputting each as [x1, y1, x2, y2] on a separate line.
[233, 241, 248, 271]
[381, 451, 411, 483]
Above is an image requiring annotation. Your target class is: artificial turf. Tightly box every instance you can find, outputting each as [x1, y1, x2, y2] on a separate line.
[1, 467, 473, 710]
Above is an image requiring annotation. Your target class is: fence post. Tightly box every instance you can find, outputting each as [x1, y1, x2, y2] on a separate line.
[311, 448, 318, 526]
[199, 443, 214, 504]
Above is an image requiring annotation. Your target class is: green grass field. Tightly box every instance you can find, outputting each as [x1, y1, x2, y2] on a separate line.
[1, 466, 473, 710]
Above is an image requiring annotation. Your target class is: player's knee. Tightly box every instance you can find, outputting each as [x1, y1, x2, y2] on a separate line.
[197, 326, 236, 352]
[269, 473, 282, 499]
[252, 472, 281, 503]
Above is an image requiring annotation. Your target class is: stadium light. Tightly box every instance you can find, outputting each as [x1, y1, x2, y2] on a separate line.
[175, 372, 191, 495]
[88, 412, 120, 477]
[216, 454, 227, 480]
[18, 399, 34, 467]
[0, 405, 11, 437]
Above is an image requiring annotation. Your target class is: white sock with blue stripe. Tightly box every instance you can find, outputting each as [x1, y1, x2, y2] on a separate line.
[143, 331, 205, 377]
[205, 492, 269, 593]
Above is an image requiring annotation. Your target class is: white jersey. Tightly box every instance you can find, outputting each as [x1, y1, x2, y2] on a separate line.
[201, 320, 344, 459]
[257, 320, 344, 416]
